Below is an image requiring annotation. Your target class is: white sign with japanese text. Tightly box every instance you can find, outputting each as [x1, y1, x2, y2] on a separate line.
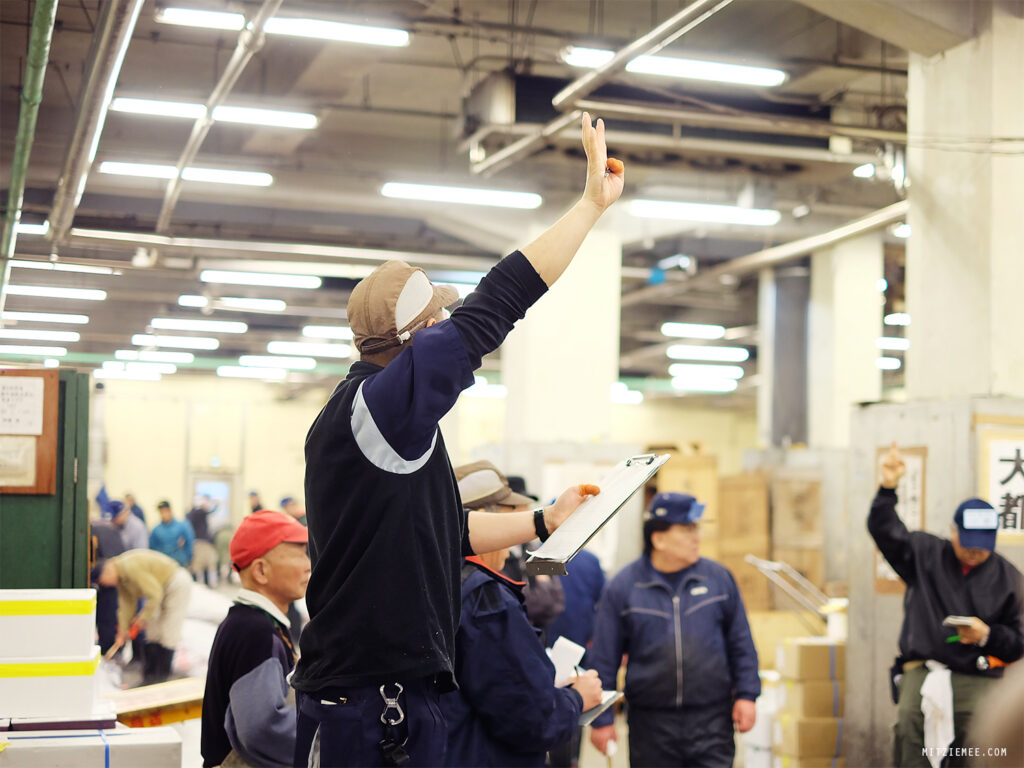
[985, 438, 1024, 534]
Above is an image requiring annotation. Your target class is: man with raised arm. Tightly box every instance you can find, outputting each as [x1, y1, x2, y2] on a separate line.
[291, 113, 623, 768]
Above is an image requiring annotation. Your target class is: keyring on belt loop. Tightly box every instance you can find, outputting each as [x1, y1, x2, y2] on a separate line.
[379, 683, 406, 725]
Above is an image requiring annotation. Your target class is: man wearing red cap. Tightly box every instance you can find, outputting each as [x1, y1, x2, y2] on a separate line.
[201, 511, 310, 768]
[294, 113, 623, 767]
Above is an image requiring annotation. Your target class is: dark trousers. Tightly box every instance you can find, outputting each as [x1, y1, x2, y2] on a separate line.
[295, 679, 447, 768]
[894, 664, 996, 768]
[95, 585, 118, 654]
[627, 702, 735, 768]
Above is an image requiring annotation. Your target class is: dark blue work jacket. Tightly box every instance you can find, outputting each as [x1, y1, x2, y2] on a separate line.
[589, 555, 760, 727]
[441, 558, 583, 767]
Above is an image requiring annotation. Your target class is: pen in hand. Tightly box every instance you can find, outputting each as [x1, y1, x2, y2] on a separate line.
[945, 635, 962, 643]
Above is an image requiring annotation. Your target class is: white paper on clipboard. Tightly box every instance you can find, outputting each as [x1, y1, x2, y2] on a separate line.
[526, 453, 670, 576]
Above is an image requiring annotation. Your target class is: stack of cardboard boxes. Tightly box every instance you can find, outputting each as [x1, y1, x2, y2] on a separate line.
[772, 637, 846, 768]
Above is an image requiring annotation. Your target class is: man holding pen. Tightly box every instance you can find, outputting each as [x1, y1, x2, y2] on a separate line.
[292, 112, 624, 767]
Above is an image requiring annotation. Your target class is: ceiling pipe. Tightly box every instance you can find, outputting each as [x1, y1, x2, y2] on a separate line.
[471, 110, 581, 177]
[155, 0, 285, 233]
[621, 199, 909, 307]
[47, 0, 147, 246]
[0, 0, 59, 318]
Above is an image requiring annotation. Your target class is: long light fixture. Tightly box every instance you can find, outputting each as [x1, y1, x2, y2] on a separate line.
[178, 295, 286, 312]
[239, 355, 316, 370]
[150, 317, 247, 333]
[116, 349, 195, 363]
[5, 285, 107, 301]
[561, 46, 786, 87]
[891, 223, 912, 238]
[660, 322, 726, 340]
[200, 270, 321, 289]
[668, 363, 745, 379]
[9, 259, 114, 275]
[381, 182, 542, 210]
[0, 329, 80, 343]
[876, 337, 910, 351]
[216, 365, 287, 380]
[156, 7, 410, 47]
[667, 344, 750, 363]
[1, 311, 89, 324]
[14, 221, 49, 236]
[876, 357, 902, 370]
[103, 360, 177, 375]
[267, 340, 351, 358]
[0, 344, 68, 357]
[99, 161, 273, 187]
[884, 313, 911, 327]
[302, 325, 353, 340]
[110, 98, 318, 129]
[671, 375, 739, 393]
[43, 359, 60, 368]
[630, 199, 781, 227]
[94, 368, 162, 381]
[132, 334, 219, 350]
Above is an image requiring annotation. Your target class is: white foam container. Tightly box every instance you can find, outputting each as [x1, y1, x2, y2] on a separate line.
[0, 645, 100, 718]
[0, 589, 97, 658]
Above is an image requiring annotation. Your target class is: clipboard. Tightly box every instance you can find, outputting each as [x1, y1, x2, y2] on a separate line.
[579, 690, 624, 726]
[526, 453, 670, 576]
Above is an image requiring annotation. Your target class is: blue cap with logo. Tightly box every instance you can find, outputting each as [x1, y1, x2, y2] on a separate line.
[646, 492, 705, 525]
[953, 498, 998, 551]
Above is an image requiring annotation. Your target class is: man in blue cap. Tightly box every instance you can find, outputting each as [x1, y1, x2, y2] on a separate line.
[588, 492, 760, 766]
[871, 443, 1024, 768]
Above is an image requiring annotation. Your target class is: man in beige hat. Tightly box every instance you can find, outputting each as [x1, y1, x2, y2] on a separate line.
[293, 112, 623, 767]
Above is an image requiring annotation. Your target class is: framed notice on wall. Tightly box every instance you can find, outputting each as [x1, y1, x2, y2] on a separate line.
[0, 370, 59, 495]
[874, 445, 927, 594]
[975, 415, 1024, 542]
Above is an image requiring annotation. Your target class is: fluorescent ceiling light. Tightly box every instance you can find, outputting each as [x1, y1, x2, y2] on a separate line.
[657, 254, 692, 271]
[94, 368, 162, 381]
[671, 375, 739, 393]
[0, 344, 68, 357]
[381, 182, 542, 210]
[660, 322, 726, 340]
[877, 279, 888, 293]
[666, 344, 750, 362]
[13, 220, 49, 236]
[110, 97, 206, 119]
[668, 363, 745, 379]
[150, 317, 248, 333]
[177, 295, 208, 308]
[267, 340, 351, 358]
[9, 259, 114, 275]
[6, 285, 107, 301]
[0, 329, 80, 343]
[132, 334, 219, 350]
[1, 311, 89, 324]
[876, 357, 902, 370]
[200, 270, 321, 289]
[630, 199, 781, 227]
[892, 223, 912, 238]
[853, 163, 875, 179]
[103, 360, 177, 375]
[43, 359, 60, 368]
[239, 355, 316, 370]
[610, 382, 644, 405]
[302, 325, 354, 340]
[876, 337, 910, 351]
[99, 161, 273, 187]
[116, 349, 195, 363]
[156, 7, 409, 47]
[884, 313, 911, 327]
[178, 295, 286, 312]
[110, 98, 317, 129]
[562, 46, 786, 87]
[216, 365, 287, 380]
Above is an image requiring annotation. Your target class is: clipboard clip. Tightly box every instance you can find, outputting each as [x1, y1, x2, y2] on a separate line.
[626, 454, 657, 467]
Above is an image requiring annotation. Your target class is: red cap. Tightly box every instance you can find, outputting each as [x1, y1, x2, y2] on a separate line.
[230, 510, 308, 570]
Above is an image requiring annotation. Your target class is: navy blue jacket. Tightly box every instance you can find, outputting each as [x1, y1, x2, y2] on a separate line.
[547, 549, 605, 665]
[589, 555, 760, 726]
[442, 558, 583, 767]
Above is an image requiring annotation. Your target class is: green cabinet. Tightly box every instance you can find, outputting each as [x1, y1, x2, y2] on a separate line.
[0, 370, 90, 588]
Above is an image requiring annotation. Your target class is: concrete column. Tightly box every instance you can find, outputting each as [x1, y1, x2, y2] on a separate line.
[757, 265, 810, 447]
[502, 225, 621, 444]
[808, 232, 884, 447]
[906, 4, 1024, 399]
[756, 268, 776, 448]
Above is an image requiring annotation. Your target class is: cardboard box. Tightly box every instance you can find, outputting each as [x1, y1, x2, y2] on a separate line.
[653, 452, 719, 522]
[771, 469, 823, 548]
[773, 714, 843, 758]
[748, 611, 826, 671]
[772, 547, 825, 590]
[719, 554, 772, 611]
[719, 472, 769, 540]
[0, 646, 99, 718]
[776, 638, 845, 681]
[0, 589, 96, 658]
[0, 725, 181, 767]
[779, 679, 845, 717]
[719, 534, 771, 558]
[773, 754, 846, 768]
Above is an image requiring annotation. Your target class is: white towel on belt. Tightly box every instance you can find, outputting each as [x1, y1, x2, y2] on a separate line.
[920, 661, 954, 768]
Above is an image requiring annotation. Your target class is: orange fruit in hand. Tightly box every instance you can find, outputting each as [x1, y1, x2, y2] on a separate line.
[606, 157, 624, 174]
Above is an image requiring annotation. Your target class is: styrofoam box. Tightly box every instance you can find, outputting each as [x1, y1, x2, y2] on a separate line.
[0, 589, 97, 658]
[0, 646, 100, 719]
[0, 724, 182, 767]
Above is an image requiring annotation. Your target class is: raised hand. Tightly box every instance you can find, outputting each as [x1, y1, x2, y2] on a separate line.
[880, 441, 906, 489]
[545, 483, 601, 533]
[581, 112, 624, 212]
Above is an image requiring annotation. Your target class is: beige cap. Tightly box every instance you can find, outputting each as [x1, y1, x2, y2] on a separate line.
[347, 260, 459, 356]
[455, 460, 535, 510]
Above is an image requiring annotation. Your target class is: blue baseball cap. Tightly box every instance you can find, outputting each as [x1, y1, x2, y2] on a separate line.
[954, 498, 998, 551]
[646, 492, 705, 525]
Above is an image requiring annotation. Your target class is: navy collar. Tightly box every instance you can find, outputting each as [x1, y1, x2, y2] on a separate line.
[636, 554, 706, 593]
